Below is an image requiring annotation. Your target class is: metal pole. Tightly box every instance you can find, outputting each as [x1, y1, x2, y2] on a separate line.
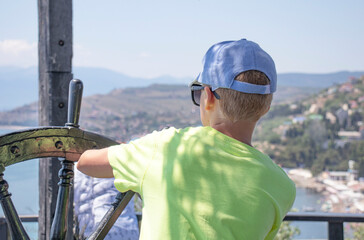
[38, 0, 73, 239]
[328, 222, 344, 240]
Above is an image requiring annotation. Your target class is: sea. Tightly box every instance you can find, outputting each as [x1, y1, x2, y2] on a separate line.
[0, 128, 39, 239]
[0, 127, 356, 239]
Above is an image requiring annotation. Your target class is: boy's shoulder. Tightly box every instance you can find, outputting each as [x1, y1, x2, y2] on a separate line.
[145, 126, 220, 145]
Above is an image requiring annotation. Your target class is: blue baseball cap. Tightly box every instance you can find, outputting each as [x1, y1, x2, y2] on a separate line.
[191, 39, 277, 94]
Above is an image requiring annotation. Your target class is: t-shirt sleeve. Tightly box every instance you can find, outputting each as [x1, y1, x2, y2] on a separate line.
[108, 132, 158, 194]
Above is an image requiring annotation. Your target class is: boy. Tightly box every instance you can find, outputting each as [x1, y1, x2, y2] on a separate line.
[76, 38, 296, 239]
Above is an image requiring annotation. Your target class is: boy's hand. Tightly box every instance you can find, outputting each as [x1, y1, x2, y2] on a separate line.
[65, 152, 82, 162]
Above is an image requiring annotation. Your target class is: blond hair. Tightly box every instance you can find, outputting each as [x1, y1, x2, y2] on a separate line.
[216, 70, 273, 122]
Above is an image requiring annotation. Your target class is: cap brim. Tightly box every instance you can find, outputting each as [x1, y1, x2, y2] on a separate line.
[188, 78, 202, 87]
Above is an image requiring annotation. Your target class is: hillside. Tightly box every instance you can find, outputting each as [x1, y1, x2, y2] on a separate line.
[79, 84, 201, 141]
[0, 84, 200, 142]
[254, 75, 364, 176]
[1, 74, 364, 163]
[0, 81, 320, 141]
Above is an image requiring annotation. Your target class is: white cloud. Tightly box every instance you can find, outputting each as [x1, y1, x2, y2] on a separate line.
[0, 39, 37, 67]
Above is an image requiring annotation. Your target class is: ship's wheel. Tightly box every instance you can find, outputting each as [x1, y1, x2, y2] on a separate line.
[0, 79, 134, 240]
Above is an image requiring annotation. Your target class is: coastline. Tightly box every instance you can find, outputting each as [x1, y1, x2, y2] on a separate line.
[289, 172, 326, 193]
[288, 168, 364, 213]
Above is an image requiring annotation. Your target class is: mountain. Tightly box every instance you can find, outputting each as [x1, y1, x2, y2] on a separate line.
[0, 66, 363, 110]
[0, 66, 191, 111]
[0, 66, 38, 111]
[278, 71, 364, 87]
[74, 67, 191, 95]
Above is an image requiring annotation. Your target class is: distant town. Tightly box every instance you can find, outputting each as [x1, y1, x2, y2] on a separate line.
[256, 75, 364, 214]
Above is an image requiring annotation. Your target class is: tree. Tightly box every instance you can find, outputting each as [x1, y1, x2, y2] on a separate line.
[276, 221, 300, 240]
[349, 223, 364, 240]
[348, 141, 364, 177]
[304, 120, 327, 148]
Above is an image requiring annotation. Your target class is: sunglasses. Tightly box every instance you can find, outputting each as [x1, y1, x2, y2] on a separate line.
[190, 84, 220, 106]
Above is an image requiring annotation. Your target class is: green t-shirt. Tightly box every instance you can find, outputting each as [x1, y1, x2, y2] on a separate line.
[109, 126, 296, 240]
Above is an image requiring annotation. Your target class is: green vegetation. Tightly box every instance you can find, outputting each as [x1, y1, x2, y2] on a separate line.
[254, 76, 364, 177]
[254, 116, 289, 143]
[276, 221, 300, 240]
[349, 223, 364, 240]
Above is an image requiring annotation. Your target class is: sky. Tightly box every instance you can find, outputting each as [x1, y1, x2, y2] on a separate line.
[1, 0, 364, 79]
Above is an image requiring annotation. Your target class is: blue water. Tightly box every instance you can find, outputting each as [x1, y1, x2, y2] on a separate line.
[291, 188, 327, 239]
[0, 128, 38, 239]
[0, 128, 39, 216]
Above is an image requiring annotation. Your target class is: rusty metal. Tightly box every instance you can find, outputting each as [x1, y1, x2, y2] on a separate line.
[0, 127, 118, 170]
[0, 126, 134, 239]
[0, 127, 136, 239]
[0, 78, 135, 239]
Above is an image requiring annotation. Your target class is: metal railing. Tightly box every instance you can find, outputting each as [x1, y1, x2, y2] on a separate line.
[1, 212, 364, 240]
[284, 212, 364, 240]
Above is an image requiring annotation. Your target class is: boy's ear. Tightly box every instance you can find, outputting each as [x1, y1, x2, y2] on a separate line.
[203, 86, 215, 110]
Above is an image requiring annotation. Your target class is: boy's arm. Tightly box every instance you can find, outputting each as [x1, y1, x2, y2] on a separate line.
[76, 148, 114, 178]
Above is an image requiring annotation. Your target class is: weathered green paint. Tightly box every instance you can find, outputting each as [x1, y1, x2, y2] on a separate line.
[0, 127, 118, 172]
[0, 127, 135, 239]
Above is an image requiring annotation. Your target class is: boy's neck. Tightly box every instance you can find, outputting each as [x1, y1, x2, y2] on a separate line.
[209, 119, 256, 147]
